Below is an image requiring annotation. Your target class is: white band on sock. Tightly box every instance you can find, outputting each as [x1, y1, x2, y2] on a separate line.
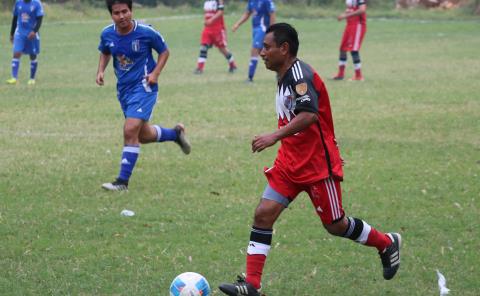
[123, 146, 140, 154]
[197, 57, 206, 63]
[339, 60, 347, 66]
[247, 241, 271, 256]
[356, 222, 371, 244]
[153, 125, 162, 142]
[354, 63, 362, 70]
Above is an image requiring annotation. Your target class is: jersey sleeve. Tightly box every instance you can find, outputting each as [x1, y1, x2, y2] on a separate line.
[291, 65, 318, 115]
[97, 32, 110, 55]
[36, 1, 45, 17]
[268, 0, 276, 12]
[12, 3, 18, 16]
[150, 29, 168, 55]
[217, 0, 225, 10]
[247, 0, 254, 12]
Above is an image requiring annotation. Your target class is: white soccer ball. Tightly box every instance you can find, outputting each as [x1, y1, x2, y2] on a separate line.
[169, 272, 211, 296]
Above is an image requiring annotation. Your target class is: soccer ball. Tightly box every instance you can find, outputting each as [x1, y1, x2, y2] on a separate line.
[169, 272, 211, 296]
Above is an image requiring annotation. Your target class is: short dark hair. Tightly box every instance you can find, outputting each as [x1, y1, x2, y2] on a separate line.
[266, 23, 299, 57]
[106, 0, 132, 14]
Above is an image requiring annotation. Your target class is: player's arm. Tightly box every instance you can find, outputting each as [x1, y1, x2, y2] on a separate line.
[338, 3, 366, 21]
[232, 11, 252, 32]
[252, 111, 317, 153]
[96, 52, 111, 86]
[10, 15, 17, 43]
[28, 16, 43, 40]
[146, 49, 169, 85]
[205, 0, 224, 26]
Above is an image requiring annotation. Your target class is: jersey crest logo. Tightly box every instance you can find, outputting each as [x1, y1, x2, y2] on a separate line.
[132, 40, 140, 52]
[295, 82, 308, 96]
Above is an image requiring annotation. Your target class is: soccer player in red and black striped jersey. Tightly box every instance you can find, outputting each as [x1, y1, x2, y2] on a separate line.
[219, 23, 401, 296]
[333, 0, 367, 81]
[194, 0, 237, 74]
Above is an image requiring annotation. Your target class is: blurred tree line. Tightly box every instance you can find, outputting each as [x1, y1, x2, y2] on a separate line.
[1, 0, 479, 13]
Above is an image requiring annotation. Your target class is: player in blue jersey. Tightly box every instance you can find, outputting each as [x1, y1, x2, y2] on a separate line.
[96, 0, 191, 191]
[7, 0, 44, 85]
[232, 0, 276, 82]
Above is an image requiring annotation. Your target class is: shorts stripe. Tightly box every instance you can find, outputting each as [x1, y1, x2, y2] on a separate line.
[325, 178, 341, 220]
[353, 24, 362, 51]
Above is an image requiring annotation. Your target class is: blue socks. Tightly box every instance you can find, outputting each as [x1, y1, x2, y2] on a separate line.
[30, 60, 38, 80]
[117, 146, 140, 183]
[11, 59, 20, 79]
[153, 125, 178, 142]
[248, 57, 259, 81]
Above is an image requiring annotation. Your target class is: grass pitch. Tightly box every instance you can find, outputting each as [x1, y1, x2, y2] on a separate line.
[0, 8, 479, 295]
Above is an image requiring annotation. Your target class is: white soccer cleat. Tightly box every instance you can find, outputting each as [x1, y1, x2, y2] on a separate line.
[101, 179, 128, 191]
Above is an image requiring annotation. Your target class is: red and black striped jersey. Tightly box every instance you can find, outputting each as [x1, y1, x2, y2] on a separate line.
[204, 0, 225, 29]
[274, 59, 343, 183]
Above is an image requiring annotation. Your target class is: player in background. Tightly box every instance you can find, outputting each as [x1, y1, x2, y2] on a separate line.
[232, 0, 275, 82]
[219, 23, 401, 296]
[7, 0, 44, 85]
[96, 0, 191, 191]
[333, 0, 367, 81]
[194, 0, 237, 74]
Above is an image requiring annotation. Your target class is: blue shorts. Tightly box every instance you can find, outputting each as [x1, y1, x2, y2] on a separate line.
[13, 32, 40, 55]
[252, 27, 266, 49]
[118, 83, 157, 121]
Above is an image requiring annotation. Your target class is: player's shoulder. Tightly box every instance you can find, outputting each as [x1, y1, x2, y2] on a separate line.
[136, 21, 163, 36]
[100, 23, 115, 34]
[288, 59, 314, 83]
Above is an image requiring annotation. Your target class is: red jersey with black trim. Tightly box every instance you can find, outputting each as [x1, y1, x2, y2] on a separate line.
[204, 0, 225, 30]
[274, 59, 343, 184]
[346, 0, 367, 26]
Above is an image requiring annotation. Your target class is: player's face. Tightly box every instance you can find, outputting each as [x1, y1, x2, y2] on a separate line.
[260, 32, 286, 72]
[111, 4, 133, 31]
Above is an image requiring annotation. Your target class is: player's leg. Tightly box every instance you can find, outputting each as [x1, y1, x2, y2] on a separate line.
[195, 28, 212, 74]
[333, 50, 347, 80]
[138, 123, 191, 154]
[350, 51, 364, 81]
[215, 29, 237, 73]
[7, 34, 24, 84]
[219, 167, 300, 295]
[247, 28, 264, 82]
[308, 177, 401, 280]
[29, 54, 38, 85]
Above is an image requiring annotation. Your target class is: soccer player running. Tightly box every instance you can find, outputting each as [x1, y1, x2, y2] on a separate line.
[333, 0, 367, 81]
[219, 23, 401, 296]
[96, 0, 191, 191]
[194, 0, 237, 74]
[7, 0, 44, 85]
[232, 0, 276, 82]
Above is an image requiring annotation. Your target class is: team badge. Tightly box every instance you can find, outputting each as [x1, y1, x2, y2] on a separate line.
[132, 40, 140, 52]
[295, 82, 308, 96]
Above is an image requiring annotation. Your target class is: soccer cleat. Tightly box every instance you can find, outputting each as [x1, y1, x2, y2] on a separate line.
[229, 66, 237, 73]
[101, 179, 128, 191]
[380, 232, 402, 280]
[219, 275, 261, 296]
[193, 68, 203, 75]
[6, 78, 18, 85]
[348, 76, 364, 81]
[174, 123, 191, 155]
[27, 79, 36, 85]
[331, 75, 344, 81]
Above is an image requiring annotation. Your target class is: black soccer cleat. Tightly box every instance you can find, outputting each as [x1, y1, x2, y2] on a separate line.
[380, 232, 402, 280]
[229, 66, 237, 73]
[193, 68, 203, 75]
[174, 123, 191, 155]
[101, 179, 128, 191]
[218, 275, 261, 296]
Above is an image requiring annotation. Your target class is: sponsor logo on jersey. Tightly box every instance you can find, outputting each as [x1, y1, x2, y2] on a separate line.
[117, 54, 134, 71]
[297, 95, 311, 103]
[295, 82, 308, 96]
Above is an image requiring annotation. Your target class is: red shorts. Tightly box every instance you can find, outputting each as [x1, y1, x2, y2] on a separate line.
[340, 23, 366, 52]
[201, 27, 227, 48]
[264, 166, 345, 224]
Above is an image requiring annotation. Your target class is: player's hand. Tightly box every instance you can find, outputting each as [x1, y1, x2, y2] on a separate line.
[205, 19, 212, 26]
[232, 23, 239, 32]
[96, 72, 105, 86]
[145, 73, 159, 85]
[252, 133, 278, 153]
[27, 31, 36, 40]
[337, 13, 346, 21]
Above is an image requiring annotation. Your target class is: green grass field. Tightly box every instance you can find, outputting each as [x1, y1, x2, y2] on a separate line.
[0, 7, 479, 295]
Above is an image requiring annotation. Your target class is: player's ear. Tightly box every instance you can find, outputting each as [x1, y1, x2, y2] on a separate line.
[280, 42, 290, 56]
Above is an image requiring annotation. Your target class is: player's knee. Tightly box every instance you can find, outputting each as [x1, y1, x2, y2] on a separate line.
[200, 44, 209, 58]
[253, 205, 277, 228]
[351, 51, 361, 64]
[339, 51, 347, 61]
[323, 217, 348, 236]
